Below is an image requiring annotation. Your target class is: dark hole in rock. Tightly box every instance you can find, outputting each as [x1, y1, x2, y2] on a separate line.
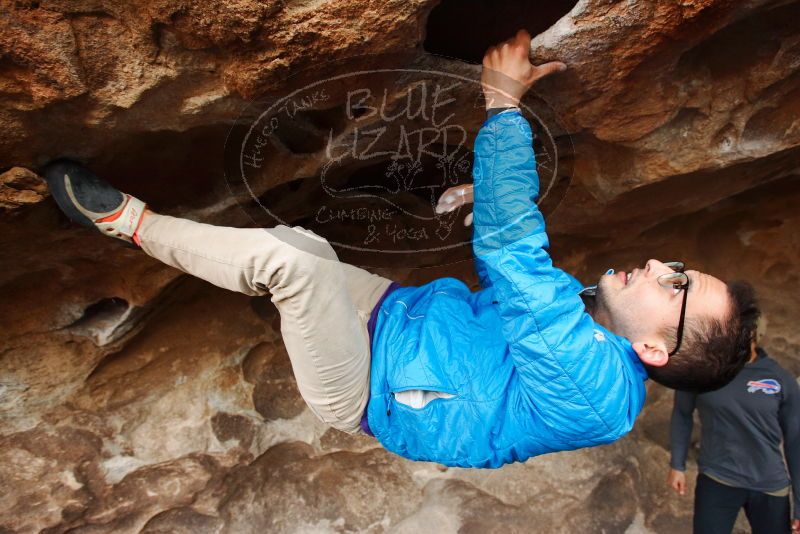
[271, 104, 350, 154]
[423, 0, 578, 63]
[676, 1, 798, 82]
[299, 104, 350, 135]
[68, 297, 136, 346]
[88, 124, 230, 211]
[249, 296, 277, 323]
[272, 116, 327, 154]
[72, 297, 128, 324]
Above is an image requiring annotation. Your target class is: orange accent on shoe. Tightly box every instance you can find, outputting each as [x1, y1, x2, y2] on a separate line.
[96, 206, 124, 223]
[131, 208, 147, 247]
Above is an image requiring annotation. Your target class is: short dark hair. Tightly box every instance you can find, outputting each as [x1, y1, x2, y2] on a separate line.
[644, 281, 760, 393]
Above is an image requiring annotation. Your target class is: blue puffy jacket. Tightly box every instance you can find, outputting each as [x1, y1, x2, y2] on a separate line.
[367, 109, 649, 468]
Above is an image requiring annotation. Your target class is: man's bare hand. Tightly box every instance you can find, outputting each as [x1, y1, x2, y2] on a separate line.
[481, 29, 566, 110]
[435, 184, 474, 226]
[666, 469, 686, 496]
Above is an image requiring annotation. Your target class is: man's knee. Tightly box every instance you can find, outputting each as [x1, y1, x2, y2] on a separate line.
[249, 225, 339, 294]
[267, 225, 338, 262]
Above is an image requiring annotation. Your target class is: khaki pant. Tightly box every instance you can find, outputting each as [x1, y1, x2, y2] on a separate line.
[137, 213, 393, 433]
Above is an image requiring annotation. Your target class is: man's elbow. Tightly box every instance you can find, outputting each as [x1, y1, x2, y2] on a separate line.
[581, 417, 635, 447]
[549, 409, 636, 447]
[605, 407, 636, 441]
[588, 404, 639, 445]
[607, 416, 636, 443]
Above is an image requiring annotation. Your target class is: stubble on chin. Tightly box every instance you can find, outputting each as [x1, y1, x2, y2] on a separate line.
[594, 281, 610, 312]
[591, 281, 617, 330]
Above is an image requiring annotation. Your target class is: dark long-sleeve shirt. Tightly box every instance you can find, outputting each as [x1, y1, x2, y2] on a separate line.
[670, 348, 800, 515]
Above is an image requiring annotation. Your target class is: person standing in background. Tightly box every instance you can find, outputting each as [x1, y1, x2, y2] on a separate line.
[667, 318, 800, 534]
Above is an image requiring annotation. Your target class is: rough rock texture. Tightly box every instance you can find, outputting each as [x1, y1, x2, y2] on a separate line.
[0, 167, 49, 209]
[1, 0, 799, 532]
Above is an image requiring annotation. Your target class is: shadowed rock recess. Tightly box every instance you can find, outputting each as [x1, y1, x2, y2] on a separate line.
[1, 0, 799, 532]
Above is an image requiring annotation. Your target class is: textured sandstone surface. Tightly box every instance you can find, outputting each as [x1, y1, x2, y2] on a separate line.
[1, 0, 799, 532]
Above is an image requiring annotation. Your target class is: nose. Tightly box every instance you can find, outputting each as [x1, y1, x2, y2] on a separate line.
[645, 258, 665, 276]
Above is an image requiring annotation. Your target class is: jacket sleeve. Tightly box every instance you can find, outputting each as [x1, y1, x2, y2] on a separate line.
[669, 390, 697, 471]
[471, 109, 646, 444]
[473, 107, 517, 291]
[779, 373, 800, 518]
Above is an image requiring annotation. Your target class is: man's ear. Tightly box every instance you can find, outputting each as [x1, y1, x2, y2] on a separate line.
[632, 340, 670, 367]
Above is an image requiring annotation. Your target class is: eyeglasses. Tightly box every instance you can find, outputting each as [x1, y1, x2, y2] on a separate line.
[660, 261, 690, 357]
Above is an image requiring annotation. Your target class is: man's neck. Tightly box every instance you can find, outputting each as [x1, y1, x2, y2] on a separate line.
[580, 292, 595, 314]
[583, 293, 615, 332]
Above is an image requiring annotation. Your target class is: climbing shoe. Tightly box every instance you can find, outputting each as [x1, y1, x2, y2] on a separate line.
[42, 158, 147, 246]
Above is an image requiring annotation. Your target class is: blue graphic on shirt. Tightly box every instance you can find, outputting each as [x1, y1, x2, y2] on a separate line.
[746, 378, 781, 395]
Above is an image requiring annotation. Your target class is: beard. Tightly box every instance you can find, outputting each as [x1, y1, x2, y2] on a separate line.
[593, 279, 612, 315]
[589, 278, 622, 335]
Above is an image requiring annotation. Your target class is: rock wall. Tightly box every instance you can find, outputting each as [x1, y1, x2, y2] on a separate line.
[1, 0, 799, 532]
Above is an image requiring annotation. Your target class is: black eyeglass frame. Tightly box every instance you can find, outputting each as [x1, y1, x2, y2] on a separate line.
[659, 261, 690, 357]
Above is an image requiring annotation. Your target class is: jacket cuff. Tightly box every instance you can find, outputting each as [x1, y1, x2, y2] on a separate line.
[669, 460, 686, 471]
[486, 106, 520, 119]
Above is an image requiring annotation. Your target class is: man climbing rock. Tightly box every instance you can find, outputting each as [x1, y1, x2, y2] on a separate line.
[43, 29, 759, 468]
